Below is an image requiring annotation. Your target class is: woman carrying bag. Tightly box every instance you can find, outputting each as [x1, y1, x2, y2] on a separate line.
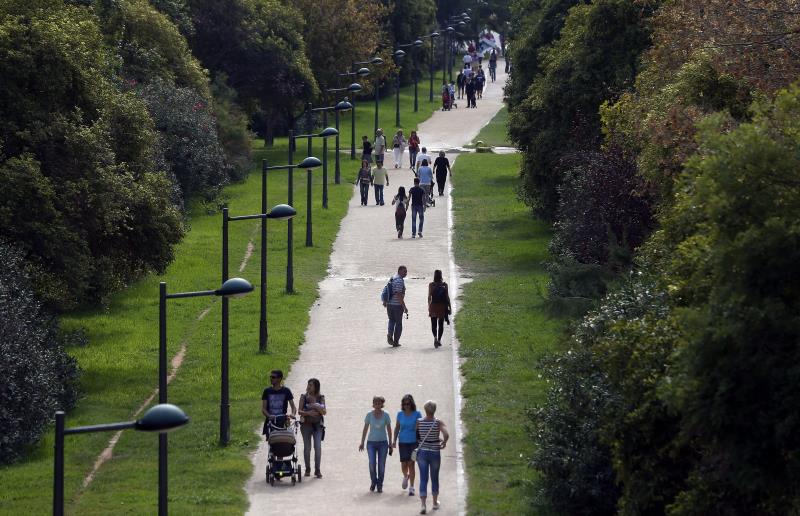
[416, 400, 449, 514]
[298, 378, 326, 478]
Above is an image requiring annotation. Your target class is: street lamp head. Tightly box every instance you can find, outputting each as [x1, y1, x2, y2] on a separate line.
[430, 31, 440, 38]
[370, 57, 384, 65]
[413, 39, 423, 47]
[318, 127, 338, 138]
[216, 277, 254, 298]
[347, 83, 362, 93]
[266, 203, 297, 220]
[446, 26, 455, 33]
[393, 49, 406, 59]
[298, 156, 323, 169]
[458, 21, 466, 27]
[335, 99, 353, 111]
[135, 404, 190, 433]
[356, 67, 371, 77]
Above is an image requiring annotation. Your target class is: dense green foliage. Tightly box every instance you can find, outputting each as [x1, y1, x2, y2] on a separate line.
[0, 242, 80, 464]
[508, 0, 654, 218]
[506, 1, 800, 513]
[0, 2, 185, 309]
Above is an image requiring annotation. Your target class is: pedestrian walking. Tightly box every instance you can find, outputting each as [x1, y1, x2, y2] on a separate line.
[488, 49, 497, 82]
[428, 270, 451, 347]
[356, 160, 372, 206]
[417, 159, 434, 206]
[358, 396, 394, 493]
[408, 131, 421, 171]
[362, 135, 373, 163]
[415, 147, 431, 171]
[476, 68, 485, 99]
[392, 130, 407, 169]
[392, 187, 410, 238]
[465, 79, 476, 108]
[374, 128, 387, 167]
[416, 400, 449, 514]
[462, 53, 472, 70]
[261, 370, 296, 437]
[393, 394, 423, 497]
[372, 162, 389, 206]
[409, 178, 426, 238]
[383, 265, 408, 345]
[298, 378, 326, 478]
[456, 70, 465, 99]
[433, 151, 451, 196]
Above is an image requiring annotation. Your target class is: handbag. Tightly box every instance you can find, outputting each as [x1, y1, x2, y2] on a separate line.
[411, 419, 437, 462]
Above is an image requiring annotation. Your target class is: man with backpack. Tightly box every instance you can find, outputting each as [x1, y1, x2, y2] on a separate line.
[382, 265, 408, 347]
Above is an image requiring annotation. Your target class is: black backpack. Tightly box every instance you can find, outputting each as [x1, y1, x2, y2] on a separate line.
[432, 283, 448, 304]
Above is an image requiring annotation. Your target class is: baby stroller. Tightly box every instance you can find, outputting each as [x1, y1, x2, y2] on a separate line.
[442, 87, 453, 111]
[423, 182, 436, 208]
[265, 417, 302, 486]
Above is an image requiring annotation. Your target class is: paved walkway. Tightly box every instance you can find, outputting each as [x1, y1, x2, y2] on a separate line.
[245, 61, 508, 516]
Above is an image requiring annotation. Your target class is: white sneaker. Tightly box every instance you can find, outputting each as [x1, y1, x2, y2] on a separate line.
[409, 486, 415, 496]
[402, 476, 409, 489]
[433, 501, 440, 510]
[420, 504, 427, 515]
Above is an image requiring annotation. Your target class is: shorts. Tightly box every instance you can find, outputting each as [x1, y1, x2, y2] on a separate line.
[399, 442, 418, 462]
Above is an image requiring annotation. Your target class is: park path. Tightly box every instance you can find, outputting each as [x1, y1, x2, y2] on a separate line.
[245, 62, 508, 516]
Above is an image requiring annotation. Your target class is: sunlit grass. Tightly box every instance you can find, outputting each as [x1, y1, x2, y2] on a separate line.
[453, 139, 565, 513]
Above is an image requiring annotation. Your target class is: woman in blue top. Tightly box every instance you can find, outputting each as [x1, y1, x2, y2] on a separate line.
[358, 395, 393, 493]
[393, 394, 423, 496]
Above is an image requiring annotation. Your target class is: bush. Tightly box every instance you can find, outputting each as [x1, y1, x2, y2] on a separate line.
[0, 242, 80, 464]
[138, 79, 231, 200]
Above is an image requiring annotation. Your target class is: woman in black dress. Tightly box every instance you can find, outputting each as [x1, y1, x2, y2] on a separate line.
[433, 151, 451, 196]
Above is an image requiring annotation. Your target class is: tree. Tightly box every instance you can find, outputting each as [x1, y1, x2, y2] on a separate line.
[0, 2, 184, 308]
[386, 0, 436, 84]
[508, 0, 655, 218]
[289, 0, 389, 91]
[186, 0, 318, 138]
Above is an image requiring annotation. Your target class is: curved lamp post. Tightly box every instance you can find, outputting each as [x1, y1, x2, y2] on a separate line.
[311, 100, 353, 206]
[54, 404, 189, 516]
[392, 49, 406, 127]
[340, 62, 376, 158]
[160, 277, 252, 459]
[397, 40, 423, 114]
[288, 130, 337, 248]
[224, 195, 297, 358]
[325, 83, 361, 183]
[425, 32, 440, 102]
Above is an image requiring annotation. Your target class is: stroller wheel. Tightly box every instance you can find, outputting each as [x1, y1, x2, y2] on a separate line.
[292, 475, 296, 486]
[269, 473, 275, 486]
[297, 465, 302, 483]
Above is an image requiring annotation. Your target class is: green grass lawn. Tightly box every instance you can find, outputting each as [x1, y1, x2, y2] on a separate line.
[453, 137, 565, 512]
[0, 83, 445, 514]
[467, 105, 510, 148]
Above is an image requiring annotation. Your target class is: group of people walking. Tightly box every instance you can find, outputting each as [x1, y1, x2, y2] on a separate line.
[357, 130, 452, 240]
[360, 395, 450, 514]
[262, 375, 451, 514]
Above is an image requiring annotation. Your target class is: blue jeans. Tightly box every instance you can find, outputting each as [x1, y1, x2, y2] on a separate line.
[417, 449, 441, 497]
[409, 150, 418, 169]
[374, 184, 384, 204]
[411, 205, 424, 236]
[387, 304, 404, 342]
[367, 441, 389, 487]
[300, 422, 323, 473]
[359, 182, 370, 205]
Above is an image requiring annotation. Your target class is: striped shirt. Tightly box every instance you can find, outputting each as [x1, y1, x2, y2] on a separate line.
[417, 418, 441, 451]
[388, 274, 405, 306]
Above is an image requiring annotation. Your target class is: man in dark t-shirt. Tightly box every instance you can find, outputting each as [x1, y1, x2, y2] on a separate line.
[433, 152, 451, 196]
[409, 177, 426, 239]
[261, 369, 296, 434]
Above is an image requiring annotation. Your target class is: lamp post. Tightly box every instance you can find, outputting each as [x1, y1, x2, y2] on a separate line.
[426, 32, 440, 102]
[159, 277, 252, 488]
[341, 60, 379, 158]
[311, 100, 353, 206]
[325, 85, 361, 183]
[54, 404, 189, 516]
[396, 40, 423, 116]
[443, 26, 454, 85]
[392, 49, 405, 127]
[290, 129, 338, 248]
